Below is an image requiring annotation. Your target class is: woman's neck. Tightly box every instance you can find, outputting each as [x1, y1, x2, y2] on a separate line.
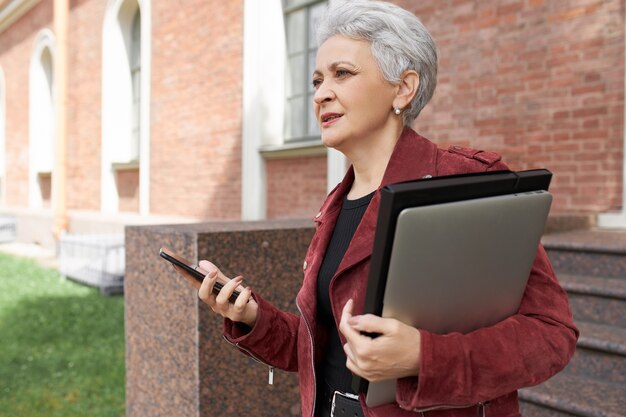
[346, 125, 405, 200]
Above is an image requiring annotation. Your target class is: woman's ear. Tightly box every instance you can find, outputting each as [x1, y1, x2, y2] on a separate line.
[394, 70, 420, 109]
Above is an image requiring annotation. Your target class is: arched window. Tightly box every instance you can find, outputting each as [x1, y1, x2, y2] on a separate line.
[102, 0, 150, 213]
[29, 30, 55, 209]
[0, 66, 5, 206]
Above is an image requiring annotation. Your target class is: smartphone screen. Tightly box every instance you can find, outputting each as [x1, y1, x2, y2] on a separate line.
[159, 247, 241, 303]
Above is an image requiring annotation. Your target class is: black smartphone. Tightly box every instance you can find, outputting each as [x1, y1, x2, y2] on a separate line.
[159, 247, 241, 303]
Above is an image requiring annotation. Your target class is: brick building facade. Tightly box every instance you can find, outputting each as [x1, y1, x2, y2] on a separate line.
[0, 0, 625, 248]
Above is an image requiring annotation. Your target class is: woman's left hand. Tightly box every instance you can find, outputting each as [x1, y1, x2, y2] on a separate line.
[339, 299, 421, 382]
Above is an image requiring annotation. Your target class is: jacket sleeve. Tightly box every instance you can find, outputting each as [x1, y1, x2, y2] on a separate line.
[223, 291, 301, 372]
[395, 245, 579, 410]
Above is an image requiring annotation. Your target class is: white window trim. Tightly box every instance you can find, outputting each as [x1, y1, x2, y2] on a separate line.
[0, 66, 5, 206]
[101, 0, 151, 215]
[259, 139, 326, 159]
[28, 29, 55, 210]
[326, 147, 346, 193]
[241, 0, 284, 220]
[0, 0, 42, 35]
[241, 0, 345, 219]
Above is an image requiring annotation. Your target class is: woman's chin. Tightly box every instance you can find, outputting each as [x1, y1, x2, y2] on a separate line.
[321, 132, 343, 150]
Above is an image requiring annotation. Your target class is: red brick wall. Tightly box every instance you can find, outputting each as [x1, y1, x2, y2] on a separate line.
[149, 0, 243, 219]
[396, 0, 625, 213]
[266, 156, 328, 219]
[0, 0, 109, 212]
[0, 1, 53, 208]
[66, 0, 104, 211]
[0, 0, 244, 220]
[1, 0, 625, 219]
[116, 167, 139, 212]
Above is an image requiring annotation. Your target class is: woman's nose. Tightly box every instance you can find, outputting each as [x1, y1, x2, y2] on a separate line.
[313, 81, 335, 104]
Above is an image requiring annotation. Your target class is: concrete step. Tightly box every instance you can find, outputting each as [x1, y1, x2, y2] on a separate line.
[559, 274, 626, 327]
[543, 230, 626, 279]
[566, 321, 626, 384]
[519, 373, 626, 417]
[519, 400, 580, 417]
[523, 230, 626, 416]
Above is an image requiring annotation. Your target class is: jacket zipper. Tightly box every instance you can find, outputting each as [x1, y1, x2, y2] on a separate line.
[296, 298, 317, 417]
[222, 335, 275, 384]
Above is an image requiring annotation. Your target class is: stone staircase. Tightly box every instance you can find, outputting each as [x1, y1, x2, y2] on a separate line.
[519, 229, 626, 417]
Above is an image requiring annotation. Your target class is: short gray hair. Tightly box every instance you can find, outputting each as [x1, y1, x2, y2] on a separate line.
[316, 0, 438, 125]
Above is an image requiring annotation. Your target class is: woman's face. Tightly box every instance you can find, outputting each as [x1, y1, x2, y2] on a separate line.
[312, 35, 399, 152]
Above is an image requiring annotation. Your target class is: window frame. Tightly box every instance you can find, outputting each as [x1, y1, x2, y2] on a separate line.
[283, 0, 326, 143]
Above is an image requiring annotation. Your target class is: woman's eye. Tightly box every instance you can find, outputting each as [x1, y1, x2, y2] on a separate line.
[312, 79, 322, 89]
[336, 69, 352, 78]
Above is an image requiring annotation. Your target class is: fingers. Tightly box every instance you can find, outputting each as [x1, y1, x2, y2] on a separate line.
[200, 272, 251, 312]
[339, 299, 384, 343]
[198, 270, 219, 304]
[339, 299, 370, 378]
[339, 299, 409, 382]
[198, 260, 218, 275]
[215, 275, 243, 305]
[232, 286, 253, 313]
[230, 285, 258, 327]
[348, 314, 396, 335]
[339, 299, 360, 342]
[198, 260, 230, 286]
[195, 263, 258, 327]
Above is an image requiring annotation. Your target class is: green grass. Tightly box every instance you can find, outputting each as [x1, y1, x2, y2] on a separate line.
[0, 252, 125, 417]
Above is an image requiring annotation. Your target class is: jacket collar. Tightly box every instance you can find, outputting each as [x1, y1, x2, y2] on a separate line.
[321, 127, 439, 278]
[379, 126, 439, 187]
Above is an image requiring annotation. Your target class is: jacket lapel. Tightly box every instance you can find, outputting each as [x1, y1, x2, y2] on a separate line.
[296, 167, 354, 321]
[333, 127, 440, 278]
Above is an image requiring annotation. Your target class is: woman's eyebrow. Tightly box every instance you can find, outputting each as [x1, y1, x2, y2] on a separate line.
[328, 60, 357, 69]
[313, 61, 358, 77]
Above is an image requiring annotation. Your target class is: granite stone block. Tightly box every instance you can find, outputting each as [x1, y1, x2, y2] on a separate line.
[543, 230, 626, 279]
[125, 220, 314, 417]
[567, 293, 626, 327]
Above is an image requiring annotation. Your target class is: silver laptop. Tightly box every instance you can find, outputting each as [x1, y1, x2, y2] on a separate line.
[365, 190, 552, 407]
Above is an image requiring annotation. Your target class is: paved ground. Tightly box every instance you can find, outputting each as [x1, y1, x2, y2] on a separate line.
[0, 241, 58, 269]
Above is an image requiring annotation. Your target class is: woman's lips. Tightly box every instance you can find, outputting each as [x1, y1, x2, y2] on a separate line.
[321, 113, 343, 128]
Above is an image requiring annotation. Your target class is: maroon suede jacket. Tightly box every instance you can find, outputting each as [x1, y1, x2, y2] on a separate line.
[224, 127, 578, 417]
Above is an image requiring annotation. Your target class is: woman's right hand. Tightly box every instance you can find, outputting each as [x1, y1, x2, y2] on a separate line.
[197, 260, 259, 328]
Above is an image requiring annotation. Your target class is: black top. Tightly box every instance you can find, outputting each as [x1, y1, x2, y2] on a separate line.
[317, 190, 375, 394]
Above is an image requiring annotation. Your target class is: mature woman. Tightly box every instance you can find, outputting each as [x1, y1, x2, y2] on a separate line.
[196, 2, 578, 416]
